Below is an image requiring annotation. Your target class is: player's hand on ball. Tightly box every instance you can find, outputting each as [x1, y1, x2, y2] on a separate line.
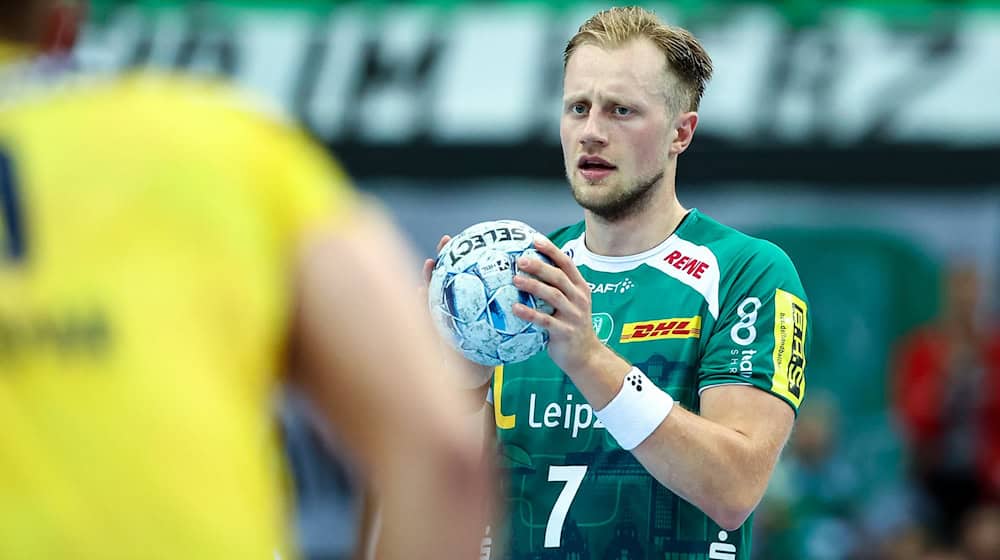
[428, 221, 552, 367]
[424, 234, 494, 390]
[511, 235, 603, 374]
[421, 234, 453, 294]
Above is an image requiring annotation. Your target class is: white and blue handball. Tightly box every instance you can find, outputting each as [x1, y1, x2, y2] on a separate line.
[428, 220, 555, 366]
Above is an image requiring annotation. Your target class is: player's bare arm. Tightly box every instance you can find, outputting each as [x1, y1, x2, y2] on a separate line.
[423, 232, 498, 456]
[292, 203, 491, 560]
[422, 233, 495, 395]
[513, 234, 793, 531]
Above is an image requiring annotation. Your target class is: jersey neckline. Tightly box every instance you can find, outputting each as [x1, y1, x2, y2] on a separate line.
[570, 208, 701, 268]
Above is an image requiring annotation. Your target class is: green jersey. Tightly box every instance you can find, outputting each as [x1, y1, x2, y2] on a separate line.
[489, 209, 809, 560]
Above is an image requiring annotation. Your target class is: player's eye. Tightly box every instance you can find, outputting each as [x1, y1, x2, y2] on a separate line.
[568, 103, 588, 116]
[612, 106, 633, 117]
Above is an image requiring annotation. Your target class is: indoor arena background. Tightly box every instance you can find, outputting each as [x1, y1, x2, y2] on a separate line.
[77, 2, 1000, 559]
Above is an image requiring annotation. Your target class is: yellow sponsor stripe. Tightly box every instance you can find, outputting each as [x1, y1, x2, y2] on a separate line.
[771, 289, 807, 408]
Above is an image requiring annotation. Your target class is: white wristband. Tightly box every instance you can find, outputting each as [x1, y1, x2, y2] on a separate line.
[594, 367, 675, 450]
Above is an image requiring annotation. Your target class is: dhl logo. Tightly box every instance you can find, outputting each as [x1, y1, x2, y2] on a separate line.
[620, 316, 702, 343]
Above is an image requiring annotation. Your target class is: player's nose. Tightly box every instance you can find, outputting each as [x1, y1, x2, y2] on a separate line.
[579, 113, 608, 148]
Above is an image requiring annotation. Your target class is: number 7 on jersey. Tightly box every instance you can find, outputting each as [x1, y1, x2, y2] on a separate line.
[545, 465, 588, 548]
[0, 149, 27, 263]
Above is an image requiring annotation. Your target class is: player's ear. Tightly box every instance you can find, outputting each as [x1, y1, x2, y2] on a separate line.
[39, 1, 85, 55]
[669, 111, 699, 156]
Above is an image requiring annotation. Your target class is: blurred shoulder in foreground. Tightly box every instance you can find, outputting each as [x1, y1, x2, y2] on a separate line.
[0, 2, 490, 559]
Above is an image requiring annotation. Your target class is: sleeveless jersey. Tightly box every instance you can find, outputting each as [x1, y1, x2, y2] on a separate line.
[0, 44, 355, 559]
[491, 209, 809, 560]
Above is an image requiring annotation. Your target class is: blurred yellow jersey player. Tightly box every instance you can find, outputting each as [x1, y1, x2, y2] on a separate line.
[0, 2, 491, 559]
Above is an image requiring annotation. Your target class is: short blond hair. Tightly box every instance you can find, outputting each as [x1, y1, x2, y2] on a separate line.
[563, 6, 713, 114]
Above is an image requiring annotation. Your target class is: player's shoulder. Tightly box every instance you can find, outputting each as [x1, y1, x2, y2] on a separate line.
[681, 209, 802, 296]
[8, 69, 308, 155]
[123, 73, 298, 143]
[683, 210, 796, 272]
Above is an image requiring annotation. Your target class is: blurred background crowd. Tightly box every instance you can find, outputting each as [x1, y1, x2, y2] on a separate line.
[73, 1, 999, 558]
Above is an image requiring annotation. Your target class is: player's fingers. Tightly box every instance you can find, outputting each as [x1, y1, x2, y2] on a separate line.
[517, 252, 579, 302]
[513, 274, 571, 313]
[533, 235, 588, 288]
[436, 235, 452, 253]
[422, 258, 436, 284]
[512, 302, 560, 332]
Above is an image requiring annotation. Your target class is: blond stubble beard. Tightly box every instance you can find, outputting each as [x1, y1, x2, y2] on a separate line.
[568, 170, 665, 223]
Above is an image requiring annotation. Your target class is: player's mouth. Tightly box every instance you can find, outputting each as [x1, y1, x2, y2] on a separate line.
[578, 156, 616, 182]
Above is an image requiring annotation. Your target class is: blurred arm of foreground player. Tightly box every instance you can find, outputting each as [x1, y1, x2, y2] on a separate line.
[292, 201, 492, 560]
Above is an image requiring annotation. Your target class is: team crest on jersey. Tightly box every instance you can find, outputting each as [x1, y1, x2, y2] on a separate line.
[619, 316, 702, 343]
[591, 313, 614, 343]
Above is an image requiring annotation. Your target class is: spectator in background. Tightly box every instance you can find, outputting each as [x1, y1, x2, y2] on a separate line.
[959, 505, 1000, 560]
[753, 392, 860, 560]
[919, 545, 966, 560]
[877, 524, 935, 560]
[893, 263, 1000, 543]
